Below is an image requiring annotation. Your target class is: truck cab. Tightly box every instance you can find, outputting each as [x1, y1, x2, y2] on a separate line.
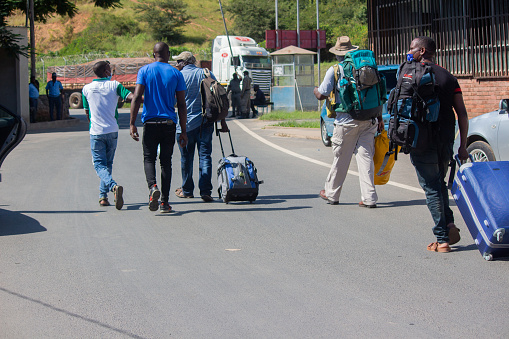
[212, 36, 271, 98]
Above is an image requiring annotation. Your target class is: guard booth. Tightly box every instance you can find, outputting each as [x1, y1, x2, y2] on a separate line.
[271, 46, 316, 111]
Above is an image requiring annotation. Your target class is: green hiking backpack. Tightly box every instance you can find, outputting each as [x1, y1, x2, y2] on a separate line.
[335, 50, 387, 120]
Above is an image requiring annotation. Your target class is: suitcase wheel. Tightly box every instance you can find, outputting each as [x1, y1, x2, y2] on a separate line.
[483, 253, 494, 261]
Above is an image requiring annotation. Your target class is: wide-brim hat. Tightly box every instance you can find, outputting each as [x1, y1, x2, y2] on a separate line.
[329, 36, 359, 56]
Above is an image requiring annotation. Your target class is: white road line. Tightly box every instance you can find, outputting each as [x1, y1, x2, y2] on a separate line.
[234, 120, 424, 194]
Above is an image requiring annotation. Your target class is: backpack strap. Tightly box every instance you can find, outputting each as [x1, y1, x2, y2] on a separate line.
[203, 68, 211, 78]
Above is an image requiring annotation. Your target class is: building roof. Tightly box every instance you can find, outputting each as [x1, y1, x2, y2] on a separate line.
[270, 45, 317, 55]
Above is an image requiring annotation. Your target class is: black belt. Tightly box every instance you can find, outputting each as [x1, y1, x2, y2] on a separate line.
[144, 119, 174, 125]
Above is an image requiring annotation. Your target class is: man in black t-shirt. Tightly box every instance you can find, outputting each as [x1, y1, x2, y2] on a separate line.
[406, 36, 469, 253]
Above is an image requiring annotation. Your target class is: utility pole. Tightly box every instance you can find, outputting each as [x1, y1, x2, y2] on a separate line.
[29, 0, 36, 79]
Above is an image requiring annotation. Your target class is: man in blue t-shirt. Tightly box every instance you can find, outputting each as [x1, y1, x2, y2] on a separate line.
[172, 51, 229, 202]
[130, 42, 188, 213]
[45, 72, 64, 120]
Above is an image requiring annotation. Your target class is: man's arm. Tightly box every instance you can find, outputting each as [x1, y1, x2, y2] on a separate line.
[314, 66, 336, 100]
[82, 93, 90, 122]
[176, 90, 188, 148]
[129, 84, 145, 141]
[313, 87, 328, 100]
[45, 83, 49, 97]
[453, 93, 469, 160]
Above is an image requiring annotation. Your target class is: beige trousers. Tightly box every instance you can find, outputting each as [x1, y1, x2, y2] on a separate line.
[324, 120, 378, 205]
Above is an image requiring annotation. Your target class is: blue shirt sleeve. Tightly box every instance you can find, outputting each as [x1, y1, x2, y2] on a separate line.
[136, 67, 146, 86]
[58, 81, 63, 91]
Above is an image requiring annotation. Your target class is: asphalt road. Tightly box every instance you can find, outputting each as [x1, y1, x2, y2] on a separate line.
[1, 110, 508, 338]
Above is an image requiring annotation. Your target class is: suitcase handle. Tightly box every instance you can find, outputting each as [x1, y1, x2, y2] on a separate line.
[215, 122, 235, 158]
[454, 154, 474, 167]
[448, 154, 474, 189]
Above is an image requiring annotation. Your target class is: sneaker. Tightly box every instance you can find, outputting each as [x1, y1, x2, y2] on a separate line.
[99, 197, 110, 206]
[113, 185, 124, 210]
[160, 202, 172, 213]
[149, 185, 161, 211]
[201, 195, 214, 202]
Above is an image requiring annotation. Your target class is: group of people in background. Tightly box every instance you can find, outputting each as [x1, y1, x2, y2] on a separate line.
[28, 72, 65, 123]
[226, 70, 266, 119]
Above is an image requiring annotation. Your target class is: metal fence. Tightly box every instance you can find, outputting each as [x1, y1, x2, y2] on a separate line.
[368, 0, 509, 78]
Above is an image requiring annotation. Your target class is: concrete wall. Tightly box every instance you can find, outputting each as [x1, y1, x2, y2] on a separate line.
[458, 78, 509, 118]
[0, 27, 29, 123]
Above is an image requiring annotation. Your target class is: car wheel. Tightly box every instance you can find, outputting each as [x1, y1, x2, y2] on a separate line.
[321, 119, 331, 147]
[69, 92, 83, 109]
[467, 140, 496, 162]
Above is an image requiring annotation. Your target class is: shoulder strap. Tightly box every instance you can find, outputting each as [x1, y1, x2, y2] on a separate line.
[203, 68, 210, 78]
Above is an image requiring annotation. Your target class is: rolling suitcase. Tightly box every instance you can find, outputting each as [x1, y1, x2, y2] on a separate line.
[216, 124, 262, 204]
[450, 156, 509, 261]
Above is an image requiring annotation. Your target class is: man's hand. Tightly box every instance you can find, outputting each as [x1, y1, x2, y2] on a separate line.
[458, 145, 469, 161]
[377, 119, 384, 133]
[179, 132, 188, 148]
[130, 125, 139, 141]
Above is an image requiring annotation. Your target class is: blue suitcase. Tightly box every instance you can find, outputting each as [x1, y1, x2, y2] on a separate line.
[451, 157, 509, 261]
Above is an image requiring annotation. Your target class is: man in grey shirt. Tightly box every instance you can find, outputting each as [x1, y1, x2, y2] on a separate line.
[313, 36, 383, 208]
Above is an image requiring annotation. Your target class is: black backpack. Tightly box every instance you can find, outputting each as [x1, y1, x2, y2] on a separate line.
[387, 61, 440, 154]
[200, 68, 229, 123]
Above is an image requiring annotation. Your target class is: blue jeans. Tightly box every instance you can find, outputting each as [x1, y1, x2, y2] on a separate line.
[177, 123, 213, 197]
[90, 132, 118, 199]
[48, 96, 62, 120]
[410, 142, 454, 243]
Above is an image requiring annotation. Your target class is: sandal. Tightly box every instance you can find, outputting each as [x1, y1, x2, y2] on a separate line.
[427, 242, 451, 253]
[99, 197, 110, 206]
[448, 223, 461, 245]
[175, 187, 194, 198]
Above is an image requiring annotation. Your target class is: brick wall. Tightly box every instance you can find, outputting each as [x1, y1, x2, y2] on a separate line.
[458, 78, 509, 118]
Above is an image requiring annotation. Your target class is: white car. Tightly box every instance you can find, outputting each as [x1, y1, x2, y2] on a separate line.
[456, 99, 509, 161]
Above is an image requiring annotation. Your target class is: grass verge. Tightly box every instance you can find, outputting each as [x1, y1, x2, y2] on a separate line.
[271, 120, 320, 128]
[259, 110, 319, 121]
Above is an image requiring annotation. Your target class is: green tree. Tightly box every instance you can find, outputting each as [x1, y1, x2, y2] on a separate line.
[223, 0, 274, 42]
[136, 0, 191, 44]
[224, 0, 368, 51]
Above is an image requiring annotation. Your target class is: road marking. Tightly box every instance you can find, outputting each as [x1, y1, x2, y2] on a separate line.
[234, 120, 423, 194]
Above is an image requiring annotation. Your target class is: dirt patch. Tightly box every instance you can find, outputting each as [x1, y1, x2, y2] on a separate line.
[35, 13, 92, 53]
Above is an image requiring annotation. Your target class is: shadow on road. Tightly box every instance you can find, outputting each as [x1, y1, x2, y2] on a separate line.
[155, 205, 312, 216]
[0, 208, 46, 236]
[0, 287, 147, 339]
[377, 199, 427, 208]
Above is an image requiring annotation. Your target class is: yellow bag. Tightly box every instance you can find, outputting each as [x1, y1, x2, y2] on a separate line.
[325, 64, 340, 119]
[373, 130, 396, 185]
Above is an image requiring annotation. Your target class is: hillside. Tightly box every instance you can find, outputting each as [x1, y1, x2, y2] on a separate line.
[6, 0, 230, 55]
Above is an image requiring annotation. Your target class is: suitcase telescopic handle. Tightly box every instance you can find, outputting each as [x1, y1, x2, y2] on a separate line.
[215, 122, 235, 158]
[448, 154, 474, 189]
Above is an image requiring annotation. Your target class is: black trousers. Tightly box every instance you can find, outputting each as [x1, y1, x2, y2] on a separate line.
[142, 122, 176, 203]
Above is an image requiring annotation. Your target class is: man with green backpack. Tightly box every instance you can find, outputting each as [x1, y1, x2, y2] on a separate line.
[314, 36, 386, 207]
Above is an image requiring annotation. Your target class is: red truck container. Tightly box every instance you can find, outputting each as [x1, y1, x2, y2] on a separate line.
[46, 57, 154, 109]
